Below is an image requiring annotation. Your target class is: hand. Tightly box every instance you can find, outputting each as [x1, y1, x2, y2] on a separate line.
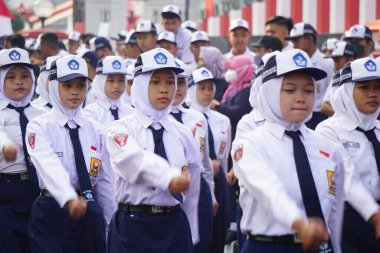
[2, 144, 18, 162]
[292, 218, 329, 251]
[227, 168, 237, 186]
[369, 212, 380, 239]
[213, 202, 220, 216]
[169, 173, 190, 194]
[210, 99, 220, 110]
[212, 160, 221, 175]
[66, 197, 87, 219]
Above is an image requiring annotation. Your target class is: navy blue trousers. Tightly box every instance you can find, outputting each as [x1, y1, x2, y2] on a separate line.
[0, 180, 39, 253]
[211, 170, 230, 253]
[342, 208, 380, 253]
[28, 196, 106, 253]
[194, 176, 213, 253]
[236, 202, 245, 252]
[108, 206, 193, 253]
[242, 240, 304, 253]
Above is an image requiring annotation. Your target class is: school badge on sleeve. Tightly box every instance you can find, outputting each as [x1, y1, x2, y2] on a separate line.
[326, 170, 336, 196]
[28, 133, 35, 149]
[233, 145, 243, 161]
[89, 157, 101, 177]
[113, 133, 128, 147]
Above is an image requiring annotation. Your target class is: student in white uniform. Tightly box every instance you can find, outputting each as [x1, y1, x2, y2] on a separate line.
[232, 49, 345, 253]
[0, 48, 47, 252]
[225, 19, 256, 62]
[106, 48, 201, 253]
[188, 67, 231, 253]
[316, 57, 380, 253]
[122, 64, 134, 106]
[343, 25, 374, 59]
[169, 59, 216, 253]
[83, 56, 133, 126]
[32, 55, 61, 110]
[285, 23, 335, 129]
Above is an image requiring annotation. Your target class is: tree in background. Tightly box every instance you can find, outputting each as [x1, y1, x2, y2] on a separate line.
[11, 10, 24, 32]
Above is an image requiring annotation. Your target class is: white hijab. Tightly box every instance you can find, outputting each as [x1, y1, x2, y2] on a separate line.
[91, 74, 125, 109]
[35, 70, 51, 105]
[131, 71, 177, 123]
[188, 82, 215, 114]
[249, 75, 262, 108]
[258, 76, 313, 131]
[331, 81, 380, 130]
[0, 65, 36, 107]
[49, 79, 88, 124]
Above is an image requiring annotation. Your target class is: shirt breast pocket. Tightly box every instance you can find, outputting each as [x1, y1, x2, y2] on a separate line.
[314, 161, 337, 201]
[88, 150, 102, 178]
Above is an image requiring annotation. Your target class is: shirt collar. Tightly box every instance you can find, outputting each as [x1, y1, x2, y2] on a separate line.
[51, 107, 86, 128]
[0, 99, 9, 109]
[133, 109, 172, 132]
[265, 121, 309, 140]
[311, 49, 323, 65]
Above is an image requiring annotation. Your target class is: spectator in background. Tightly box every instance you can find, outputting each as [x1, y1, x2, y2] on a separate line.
[225, 19, 255, 61]
[124, 30, 141, 66]
[321, 38, 339, 56]
[67, 31, 81, 54]
[199, 46, 228, 101]
[89, 36, 114, 59]
[157, 31, 178, 56]
[3, 34, 25, 49]
[251, 35, 283, 65]
[135, 20, 158, 53]
[36, 33, 67, 60]
[190, 31, 210, 63]
[265, 16, 294, 51]
[344, 24, 374, 58]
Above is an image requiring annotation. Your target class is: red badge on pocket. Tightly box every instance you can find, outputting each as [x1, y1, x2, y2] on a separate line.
[28, 133, 35, 149]
[113, 133, 128, 147]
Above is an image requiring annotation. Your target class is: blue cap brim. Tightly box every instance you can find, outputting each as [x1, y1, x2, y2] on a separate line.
[284, 67, 327, 81]
[0, 62, 34, 70]
[56, 73, 92, 82]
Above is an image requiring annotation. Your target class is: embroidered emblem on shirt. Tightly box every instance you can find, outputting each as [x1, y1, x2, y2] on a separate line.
[219, 141, 226, 155]
[343, 141, 360, 149]
[326, 170, 336, 196]
[233, 145, 243, 161]
[28, 133, 35, 149]
[200, 137, 205, 153]
[89, 157, 101, 177]
[182, 165, 188, 173]
[113, 133, 128, 147]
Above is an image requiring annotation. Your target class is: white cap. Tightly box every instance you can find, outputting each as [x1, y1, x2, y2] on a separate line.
[135, 20, 157, 34]
[326, 38, 339, 51]
[285, 23, 317, 40]
[262, 49, 327, 83]
[25, 38, 36, 50]
[325, 42, 358, 59]
[40, 55, 62, 72]
[190, 67, 214, 86]
[68, 31, 81, 41]
[344, 25, 372, 40]
[134, 48, 183, 77]
[175, 59, 189, 78]
[161, 4, 181, 19]
[32, 33, 43, 51]
[157, 31, 176, 44]
[229, 19, 249, 31]
[126, 64, 134, 81]
[96, 56, 127, 75]
[0, 48, 33, 69]
[125, 30, 137, 44]
[49, 55, 90, 82]
[182, 20, 197, 31]
[191, 31, 210, 43]
[340, 57, 380, 84]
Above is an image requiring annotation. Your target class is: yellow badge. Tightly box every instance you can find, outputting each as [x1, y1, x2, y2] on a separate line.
[182, 166, 188, 173]
[219, 141, 226, 155]
[326, 170, 336, 196]
[316, 83, 321, 93]
[200, 137, 205, 153]
[89, 157, 101, 177]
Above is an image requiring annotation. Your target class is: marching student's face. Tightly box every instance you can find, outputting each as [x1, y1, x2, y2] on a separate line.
[196, 80, 214, 107]
[353, 80, 380, 114]
[161, 18, 181, 34]
[136, 33, 157, 53]
[172, 77, 187, 106]
[280, 72, 315, 123]
[104, 74, 126, 100]
[148, 69, 176, 110]
[158, 41, 178, 56]
[3, 65, 33, 101]
[190, 41, 209, 63]
[228, 28, 250, 53]
[58, 77, 87, 109]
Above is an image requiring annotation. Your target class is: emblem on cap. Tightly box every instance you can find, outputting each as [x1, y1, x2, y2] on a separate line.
[140, 23, 145, 29]
[8, 50, 21, 61]
[163, 32, 168, 38]
[168, 6, 173, 11]
[201, 69, 209, 77]
[175, 61, 180, 68]
[154, 52, 167, 65]
[352, 27, 358, 34]
[196, 32, 202, 38]
[293, 53, 307, 67]
[68, 59, 79, 70]
[112, 60, 121, 70]
[364, 60, 376, 72]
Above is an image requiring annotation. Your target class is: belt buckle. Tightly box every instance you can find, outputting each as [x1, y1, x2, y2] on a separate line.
[20, 173, 29, 181]
[294, 234, 302, 243]
[151, 206, 163, 214]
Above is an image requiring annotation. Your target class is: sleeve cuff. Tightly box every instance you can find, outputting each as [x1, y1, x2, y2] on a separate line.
[157, 168, 181, 191]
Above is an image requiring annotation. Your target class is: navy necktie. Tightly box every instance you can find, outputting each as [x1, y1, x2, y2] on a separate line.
[149, 125, 183, 202]
[170, 110, 183, 124]
[285, 130, 334, 253]
[356, 127, 380, 174]
[203, 113, 217, 160]
[7, 103, 38, 183]
[110, 107, 119, 120]
[46, 103, 53, 109]
[65, 124, 96, 203]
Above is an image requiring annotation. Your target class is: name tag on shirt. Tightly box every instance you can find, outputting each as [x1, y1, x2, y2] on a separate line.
[343, 141, 360, 149]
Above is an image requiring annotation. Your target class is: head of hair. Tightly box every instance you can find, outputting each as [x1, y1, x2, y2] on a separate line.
[265, 16, 294, 32]
[80, 33, 96, 47]
[41, 33, 59, 49]
[9, 34, 25, 49]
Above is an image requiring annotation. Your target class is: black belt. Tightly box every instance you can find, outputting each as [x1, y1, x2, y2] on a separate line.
[247, 234, 302, 244]
[118, 203, 181, 215]
[40, 189, 82, 197]
[0, 172, 29, 182]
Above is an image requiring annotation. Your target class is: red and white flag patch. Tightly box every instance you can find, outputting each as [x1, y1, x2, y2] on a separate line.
[28, 133, 35, 149]
[113, 133, 128, 147]
[319, 150, 330, 158]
